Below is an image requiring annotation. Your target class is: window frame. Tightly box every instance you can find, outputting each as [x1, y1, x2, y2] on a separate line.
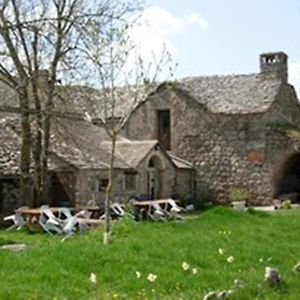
[98, 178, 109, 192]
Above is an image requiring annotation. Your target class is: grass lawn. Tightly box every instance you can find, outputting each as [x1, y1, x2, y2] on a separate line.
[1, 207, 300, 299]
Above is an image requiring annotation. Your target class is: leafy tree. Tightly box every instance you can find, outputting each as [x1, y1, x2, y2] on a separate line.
[0, 0, 141, 206]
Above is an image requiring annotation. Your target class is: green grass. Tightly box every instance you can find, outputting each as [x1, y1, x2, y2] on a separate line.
[1, 207, 300, 299]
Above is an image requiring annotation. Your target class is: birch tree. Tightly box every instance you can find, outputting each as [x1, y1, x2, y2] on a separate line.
[80, 10, 175, 244]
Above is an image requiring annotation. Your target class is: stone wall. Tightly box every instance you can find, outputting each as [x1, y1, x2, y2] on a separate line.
[75, 169, 124, 208]
[0, 177, 21, 225]
[126, 83, 300, 205]
[175, 169, 195, 203]
[75, 145, 180, 207]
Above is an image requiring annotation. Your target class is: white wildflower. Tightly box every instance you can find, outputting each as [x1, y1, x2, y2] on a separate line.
[227, 256, 234, 263]
[234, 279, 244, 289]
[218, 248, 224, 255]
[90, 272, 97, 284]
[147, 273, 157, 282]
[182, 261, 190, 271]
[136, 271, 141, 279]
[293, 262, 300, 273]
[192, 268, 198, 274]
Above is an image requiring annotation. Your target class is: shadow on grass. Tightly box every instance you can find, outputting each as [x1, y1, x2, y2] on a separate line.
[257, 282, 289, 299]
[0, 237, 18, 246]
[246, 207, 272, 218]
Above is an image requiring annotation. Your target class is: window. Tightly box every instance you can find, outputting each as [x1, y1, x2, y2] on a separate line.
[157, 110, 171, 150]
[125, 173, 137, 191]
[98, 178, 109, 192]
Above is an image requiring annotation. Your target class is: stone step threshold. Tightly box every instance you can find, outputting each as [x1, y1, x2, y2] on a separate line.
[252, 204, 300, 212]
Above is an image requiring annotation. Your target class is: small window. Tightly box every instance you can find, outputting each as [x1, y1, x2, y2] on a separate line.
[125, 173, 136, 191]
[98, 179, 109, 192]
[157, 110, 171, 150]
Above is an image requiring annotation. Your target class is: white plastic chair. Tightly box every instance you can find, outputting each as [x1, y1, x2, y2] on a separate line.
[61, 216, 79, 242]
[58, 207, 73, 220]
[61, 210, 92, 242]
[167, 199, 184, 220]
[147, 202, 165, 221]
[110, 203, 125, 218]
[39, 205, 62, 235]
[3, 211, 27, 231]
[75, 209, 92, 233]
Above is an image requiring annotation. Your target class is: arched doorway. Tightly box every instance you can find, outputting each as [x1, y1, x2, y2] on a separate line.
[147, 155, 164, 200]
[273, 153, 300, 201]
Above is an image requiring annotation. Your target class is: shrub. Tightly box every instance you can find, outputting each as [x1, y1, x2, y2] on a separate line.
[282, 199, 292, 209]
[228, 187, 250, 202]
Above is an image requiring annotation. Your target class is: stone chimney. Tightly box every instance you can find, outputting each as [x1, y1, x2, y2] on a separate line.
[260, 51, 288, 82]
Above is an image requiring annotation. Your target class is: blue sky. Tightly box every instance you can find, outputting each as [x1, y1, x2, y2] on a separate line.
[131, 0, 300, 94]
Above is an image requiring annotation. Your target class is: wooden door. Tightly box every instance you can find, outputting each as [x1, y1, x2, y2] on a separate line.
[52, 172, 75, 206]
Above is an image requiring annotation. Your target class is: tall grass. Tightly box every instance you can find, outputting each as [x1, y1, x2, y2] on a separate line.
[1, 207, 300, 299]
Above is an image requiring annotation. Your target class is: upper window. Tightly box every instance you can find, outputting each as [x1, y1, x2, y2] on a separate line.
[157, 110, 171, 150]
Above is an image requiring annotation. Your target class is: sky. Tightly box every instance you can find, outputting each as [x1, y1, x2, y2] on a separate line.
[130, 0, 300, 95]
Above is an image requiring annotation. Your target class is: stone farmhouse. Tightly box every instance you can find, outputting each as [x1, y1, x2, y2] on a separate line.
[0, 50, 300, 217]
[125, 51, 300, 205]
[0, 81, 193, 218]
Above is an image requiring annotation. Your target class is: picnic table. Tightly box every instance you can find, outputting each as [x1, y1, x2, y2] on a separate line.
[15, 207, 61, 229]
[131, 199, 180, 220]
[15, 206, 103, 229]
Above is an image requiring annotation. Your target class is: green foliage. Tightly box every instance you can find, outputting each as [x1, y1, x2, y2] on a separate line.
[282, 199, 292, 209]
[228, 187, 250, 202]
[246, 207, 270, 217]
[275, 122, 300, 131]
[1, 207, 300, 299]
[275, 123, 300, 140]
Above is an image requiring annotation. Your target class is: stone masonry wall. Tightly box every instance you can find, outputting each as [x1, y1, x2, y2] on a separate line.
[75, 146, 179, 207]
[126, 84, 300, 205]
[0, 178, 21, 225]
[75, 169, 126, 208]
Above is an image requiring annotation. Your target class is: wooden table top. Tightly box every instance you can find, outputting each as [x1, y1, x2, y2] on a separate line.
[132, 199, 177, 206]
[16, 207, 61, 216]
[75, 206, 101, 212]
[16, 206, 101, 216]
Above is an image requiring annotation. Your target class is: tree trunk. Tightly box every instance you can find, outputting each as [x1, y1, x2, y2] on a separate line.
[32, 81, 43, 207]
[19, 87, 32, 207]
[41, 97, 51, 203]
[103, 133, 116, 245]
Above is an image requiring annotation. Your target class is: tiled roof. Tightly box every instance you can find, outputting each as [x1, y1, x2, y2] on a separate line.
[50, 117, 129, 170]
[55, 84, 156, 120]
[101, 140, 159, 169]
[0, 114, 167, 173]
[167, 153, 194, 169]
[174, 73, 282, 114]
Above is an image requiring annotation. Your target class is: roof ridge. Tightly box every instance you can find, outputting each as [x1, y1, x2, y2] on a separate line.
[170, 72, 283, 114]
[168, 152, 194, 166]
[177, 73, 260, 82]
